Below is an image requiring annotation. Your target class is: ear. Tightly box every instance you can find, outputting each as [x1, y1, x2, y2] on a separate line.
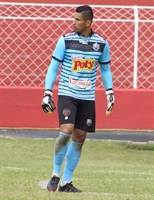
[86, 20, 92, 27]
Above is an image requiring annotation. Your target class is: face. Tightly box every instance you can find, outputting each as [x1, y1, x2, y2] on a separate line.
[73, 12, 88, 34]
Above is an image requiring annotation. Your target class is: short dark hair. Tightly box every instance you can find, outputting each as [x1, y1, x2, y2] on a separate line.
[76, 5, 93, 22]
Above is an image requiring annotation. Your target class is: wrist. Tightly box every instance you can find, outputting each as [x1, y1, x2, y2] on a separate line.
[44, 90, 52, 96]
[105, 88, 114, 95]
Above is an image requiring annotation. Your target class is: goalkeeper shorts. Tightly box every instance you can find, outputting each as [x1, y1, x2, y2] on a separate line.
[58, 95, 95, 132]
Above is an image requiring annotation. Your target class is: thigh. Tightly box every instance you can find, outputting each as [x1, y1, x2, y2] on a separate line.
[58, 95, 78, 126]
[75, 100, 96, 132]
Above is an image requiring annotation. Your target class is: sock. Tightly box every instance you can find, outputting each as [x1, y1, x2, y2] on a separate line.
[62, 141, 83, 183]
[60, 181, 69, 187]
[53, 132, 71, 176]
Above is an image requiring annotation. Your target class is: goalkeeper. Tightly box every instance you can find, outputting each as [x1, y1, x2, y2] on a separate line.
[42, 5, 115, 193]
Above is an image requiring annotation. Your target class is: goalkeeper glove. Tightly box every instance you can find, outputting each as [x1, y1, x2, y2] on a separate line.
[41, 90, 56, 114]
[105, 89, 115, 116]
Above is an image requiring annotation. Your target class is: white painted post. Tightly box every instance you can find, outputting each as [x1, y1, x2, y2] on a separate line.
[133, 5, 139, 89]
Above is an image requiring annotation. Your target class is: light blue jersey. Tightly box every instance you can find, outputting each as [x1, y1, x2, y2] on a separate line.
[45, 31, 112, 100]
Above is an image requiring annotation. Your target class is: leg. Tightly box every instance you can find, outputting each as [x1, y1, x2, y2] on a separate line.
[53, 124, 75, 176]
[47, 124, 74, 192]
[59, 128, 86, 192]
[52, 95, 79, 177]
[53, 132, 71, 176]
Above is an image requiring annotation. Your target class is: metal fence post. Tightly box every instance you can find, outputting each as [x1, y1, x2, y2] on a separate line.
[133, 5, 139, 89]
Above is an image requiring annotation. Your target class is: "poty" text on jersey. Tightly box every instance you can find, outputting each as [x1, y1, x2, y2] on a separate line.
[72, 58, 95, 72]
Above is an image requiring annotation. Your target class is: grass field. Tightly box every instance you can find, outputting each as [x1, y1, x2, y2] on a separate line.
[0, 137, 154, 200]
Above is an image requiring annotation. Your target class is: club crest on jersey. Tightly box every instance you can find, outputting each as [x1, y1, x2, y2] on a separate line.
[72, 58, 95, 72]
[86, 119, 92, 127]
[93, 42, 100, 51]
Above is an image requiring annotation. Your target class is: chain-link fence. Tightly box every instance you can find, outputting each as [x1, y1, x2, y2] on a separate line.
[1, 3, 154, 88]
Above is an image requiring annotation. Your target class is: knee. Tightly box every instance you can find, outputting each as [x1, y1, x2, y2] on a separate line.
[55, 132, 71, 154]
[72, 134, 86, 143]
[60, 124, 74, 134]
[56, 132, 71, 146]
[72, 128, 87, 143]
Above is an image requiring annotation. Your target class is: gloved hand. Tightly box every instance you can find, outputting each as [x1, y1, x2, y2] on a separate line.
[106, 89, 115, 116]
[41, 90, 56, 114]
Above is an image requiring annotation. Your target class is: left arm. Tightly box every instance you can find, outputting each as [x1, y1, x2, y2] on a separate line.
[100, 63, 112, 90]
[99, 41, 115, 115]
[100, 63, 114, 116]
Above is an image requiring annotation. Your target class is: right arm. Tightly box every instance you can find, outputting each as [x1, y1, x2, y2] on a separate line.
[42, 36, 65, 114]
[45, 36, 66, 90]
[45, 59, 61, 90]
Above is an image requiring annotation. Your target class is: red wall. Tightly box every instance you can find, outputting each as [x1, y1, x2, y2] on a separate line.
[0, 87, 153, 130]
[3, 0, 153, 6]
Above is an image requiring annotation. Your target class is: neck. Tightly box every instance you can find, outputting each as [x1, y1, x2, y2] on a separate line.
[78, 29, 92, 38]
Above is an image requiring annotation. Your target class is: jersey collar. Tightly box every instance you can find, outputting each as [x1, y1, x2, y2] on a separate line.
[75, 29, 94, 37]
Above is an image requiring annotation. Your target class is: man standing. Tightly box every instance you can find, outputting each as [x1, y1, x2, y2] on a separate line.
[42, 5, 115, 192]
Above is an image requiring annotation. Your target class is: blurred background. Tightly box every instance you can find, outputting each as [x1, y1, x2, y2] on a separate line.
[0, 0, 154, 130]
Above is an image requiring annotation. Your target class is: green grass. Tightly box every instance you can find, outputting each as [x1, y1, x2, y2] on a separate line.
[0, 137, 154, 200]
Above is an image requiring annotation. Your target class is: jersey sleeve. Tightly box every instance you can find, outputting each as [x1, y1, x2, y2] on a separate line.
[99, 40, 110, 64]
[52, 36, 66, 62]
[100, 63, 113, 89]
[45, 59, 61, 90]
[45, 36, 65, 90]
